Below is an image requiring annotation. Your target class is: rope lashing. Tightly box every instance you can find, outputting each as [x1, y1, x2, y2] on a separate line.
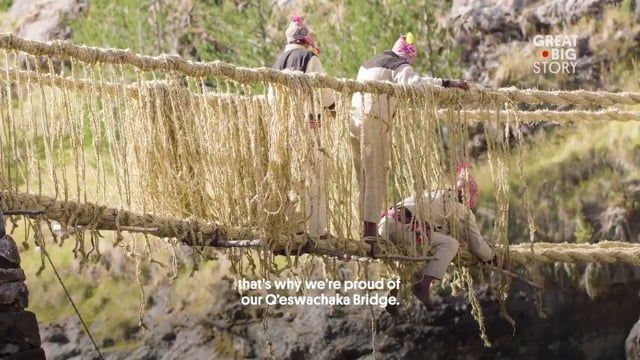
[507, 242, 640, 265]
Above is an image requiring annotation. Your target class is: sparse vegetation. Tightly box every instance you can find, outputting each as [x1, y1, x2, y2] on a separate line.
[0, 0, 11, 13]
[69, 0, 462, 79]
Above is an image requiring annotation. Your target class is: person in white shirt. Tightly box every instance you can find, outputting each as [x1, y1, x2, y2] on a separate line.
[271, 15, 336, 239]
[378, 163, 495, 311]
[350, 33, 469, 239]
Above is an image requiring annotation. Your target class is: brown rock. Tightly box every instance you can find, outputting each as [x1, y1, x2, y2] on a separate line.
[0, 269, 26, 284]
[0, 282, 28, 311]
[0, 235, 20, 268]
[0, 0, 89, 73]
[4, 348, 45, 360]
[0, 0, 89, 42]
[533, 0, 618, 27]
[0, 311, 42, 348]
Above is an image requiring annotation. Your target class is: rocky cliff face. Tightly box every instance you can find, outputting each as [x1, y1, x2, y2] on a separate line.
[450, 0, 640, 90]
[39, 276, 640, 360]
[0, 0, 88, 42]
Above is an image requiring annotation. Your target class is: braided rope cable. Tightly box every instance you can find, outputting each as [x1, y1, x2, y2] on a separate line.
[438, 109, 640, 122]
[3, 191, 640, 266]
[507, 242, 640, 265]
[3, 68, 640, 123]
[1, 33, 639, 106]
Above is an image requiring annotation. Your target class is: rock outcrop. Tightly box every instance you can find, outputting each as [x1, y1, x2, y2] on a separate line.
[38, 277, 640, 359]
[0, 0, 89, 71]
[449, 0, 633, 89]
[0, 220, 45, 359]
[0, 0, 88, 42]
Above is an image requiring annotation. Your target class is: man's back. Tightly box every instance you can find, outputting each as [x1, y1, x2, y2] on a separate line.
[356, 50, 410, 82]
[351, 51, 410, 124]
[273, 47, 316, 73]
[399, 190, 463, 230]
[399, 190, 494, 262]
[269, 44, 335, 109]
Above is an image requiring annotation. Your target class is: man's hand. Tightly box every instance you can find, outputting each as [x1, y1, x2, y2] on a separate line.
[325, 103, 337, 119]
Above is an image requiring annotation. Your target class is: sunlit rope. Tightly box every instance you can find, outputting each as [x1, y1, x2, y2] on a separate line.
[0, 33, 639, 105]
[2, 191, 639, 266]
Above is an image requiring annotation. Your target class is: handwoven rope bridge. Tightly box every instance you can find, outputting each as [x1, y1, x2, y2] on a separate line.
[3, 32, 639, 350]
[1, 33, 639, 274]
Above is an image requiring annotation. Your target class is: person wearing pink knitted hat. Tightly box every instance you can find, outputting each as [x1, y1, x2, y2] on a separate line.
[350, 33, 469, 240]
[378, 163, 495, 313]
[271, 15, 336, 240]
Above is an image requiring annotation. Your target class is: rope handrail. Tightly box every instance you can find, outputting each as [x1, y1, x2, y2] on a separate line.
[3, 67, 640, 123]
[508, 242, 640, 265]
[0, 68, 261, 105]
[1, 33, 640, 106]
[439, 109, 640, 122]
[3, 191, 640, 266]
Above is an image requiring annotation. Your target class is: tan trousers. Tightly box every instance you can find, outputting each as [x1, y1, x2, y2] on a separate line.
[424, 232, 459, 279]
[423, 231, 493, 279]
[350, 114, 391, 223]
[380, 223, 459, 280]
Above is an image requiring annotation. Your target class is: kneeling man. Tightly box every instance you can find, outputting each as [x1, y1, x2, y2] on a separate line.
[378, 164, 495, 309]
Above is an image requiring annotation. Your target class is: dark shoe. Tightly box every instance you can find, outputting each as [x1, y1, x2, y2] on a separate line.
[413, 277, 435, 311]
[385, 303, 400, 317]
[385, 289, 400, 317]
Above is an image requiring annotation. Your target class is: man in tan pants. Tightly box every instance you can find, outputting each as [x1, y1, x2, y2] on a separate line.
[378, 164, 495, 310]
[350, 33, 469, 238]
[271, 15, 336, 238]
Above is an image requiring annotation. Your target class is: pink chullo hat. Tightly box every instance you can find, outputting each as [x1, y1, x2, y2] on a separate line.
[392, 32, 417, 63]
[456, 162, 479, 209]
[285, 14, 320, 55]
[285, 15, 309, 42]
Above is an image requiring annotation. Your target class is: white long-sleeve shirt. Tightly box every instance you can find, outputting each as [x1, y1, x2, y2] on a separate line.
[350, 50, 442, 133]
[398, 190, 494, 262]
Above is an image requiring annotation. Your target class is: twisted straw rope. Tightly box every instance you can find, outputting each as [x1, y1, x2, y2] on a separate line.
[3, 191, 640, 266]
[439, 109, 640, 122]
[507, 242, 640, 265]
[0, 68, 140, 97]
[0, 191, 428, 262]
[3, 68, 640, 123]
[1, 33, 639, 106]
[0, 68, 251, 105]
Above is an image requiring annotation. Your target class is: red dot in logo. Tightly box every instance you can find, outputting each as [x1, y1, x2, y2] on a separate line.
[541, 50, 550, 58]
